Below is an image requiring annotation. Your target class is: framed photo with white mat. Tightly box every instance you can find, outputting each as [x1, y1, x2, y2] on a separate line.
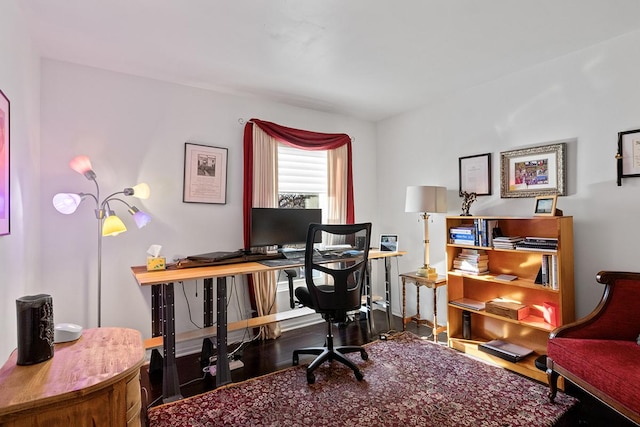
[380, 234, 399, 252]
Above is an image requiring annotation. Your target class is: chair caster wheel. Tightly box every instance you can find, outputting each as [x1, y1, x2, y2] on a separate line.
[306, 372, 315, 384]
[355, 371, 364, 381]
[361, 351, 368, 361]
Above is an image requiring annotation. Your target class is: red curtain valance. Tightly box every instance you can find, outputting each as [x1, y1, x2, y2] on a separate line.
[243, 119, 355, 249]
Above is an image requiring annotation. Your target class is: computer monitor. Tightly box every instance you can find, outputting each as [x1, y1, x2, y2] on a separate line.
[250, 208, 322, 248]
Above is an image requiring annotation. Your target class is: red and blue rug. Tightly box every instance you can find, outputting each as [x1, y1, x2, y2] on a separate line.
[148, 332, 577, 426]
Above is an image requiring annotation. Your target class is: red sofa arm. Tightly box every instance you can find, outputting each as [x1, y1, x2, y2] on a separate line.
[550, 271, 640, 341]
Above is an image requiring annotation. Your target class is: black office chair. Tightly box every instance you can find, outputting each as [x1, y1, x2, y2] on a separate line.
[292, 222, 372, 384]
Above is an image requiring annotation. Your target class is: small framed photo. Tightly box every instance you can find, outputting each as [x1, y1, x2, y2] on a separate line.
[183, 142, 228, 204]
[500, 142, 567, 198]
[380, 234, 399, 252]
[459, 153, 491, 196]
[534, 195, 557, 216]
[616, 128, 640, 186]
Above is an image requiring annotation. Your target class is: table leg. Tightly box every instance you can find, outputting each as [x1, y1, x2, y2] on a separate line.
[160, 282, 183, 403]
[402, 278, 407, 331]
[216, 277, 231, 386]
[416, 285, 421, 328]
[432, 286, 438, 342]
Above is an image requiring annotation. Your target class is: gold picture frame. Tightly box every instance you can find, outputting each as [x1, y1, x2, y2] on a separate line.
[500, 142, 567, 198]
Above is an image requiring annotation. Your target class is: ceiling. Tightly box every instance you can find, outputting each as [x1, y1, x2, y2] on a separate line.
[18, 0, 640, 122]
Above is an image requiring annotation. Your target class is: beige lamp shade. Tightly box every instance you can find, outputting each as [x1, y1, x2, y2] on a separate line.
[405, 186, 447, 213]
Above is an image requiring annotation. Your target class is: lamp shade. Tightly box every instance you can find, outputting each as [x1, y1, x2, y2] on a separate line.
[69, 155, 96, 180]
[102, 213, 127, 236]
[52, 193, 83, 214]
[131, 183, 150, 199]
[405, 186, 447, 213]
[128, 206, 152, 228]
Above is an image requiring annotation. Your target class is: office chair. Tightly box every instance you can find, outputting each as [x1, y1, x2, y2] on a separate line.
[292, 222, 372, 384]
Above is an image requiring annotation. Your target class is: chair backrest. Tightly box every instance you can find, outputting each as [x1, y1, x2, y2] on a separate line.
[303, 223, 372, 315]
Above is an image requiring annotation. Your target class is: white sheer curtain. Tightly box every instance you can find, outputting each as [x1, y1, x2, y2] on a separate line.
[251, 126, 281, 339]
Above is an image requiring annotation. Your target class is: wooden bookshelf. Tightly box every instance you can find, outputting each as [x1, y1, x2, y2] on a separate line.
[446, 216, 574, 385]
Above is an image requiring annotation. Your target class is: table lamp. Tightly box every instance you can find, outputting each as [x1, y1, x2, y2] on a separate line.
[405, 186, 447, 278]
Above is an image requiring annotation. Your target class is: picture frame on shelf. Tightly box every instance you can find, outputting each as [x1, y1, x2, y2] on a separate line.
[183, 142, 228, 204]
[0, 89, 9, 236]
[500, 142, 566, 198]
[616, 128, 640, 186]
[380, 234, 399, 252]
[459, 153, 491, 196]
[534, 195, 558, 216]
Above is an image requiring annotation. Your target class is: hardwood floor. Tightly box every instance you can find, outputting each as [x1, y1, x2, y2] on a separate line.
[140, 311, 635, 427]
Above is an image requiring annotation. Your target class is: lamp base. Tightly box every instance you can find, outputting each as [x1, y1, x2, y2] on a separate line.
[416, 265, 438, 279]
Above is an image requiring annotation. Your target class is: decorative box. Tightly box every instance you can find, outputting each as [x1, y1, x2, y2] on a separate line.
[485, 299, 529, 320]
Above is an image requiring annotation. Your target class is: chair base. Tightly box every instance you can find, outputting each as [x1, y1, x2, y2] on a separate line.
[292, 321, 368, 384]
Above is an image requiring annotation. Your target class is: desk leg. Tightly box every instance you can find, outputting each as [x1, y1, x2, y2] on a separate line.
[200, 279, 215, 367]
[149, 285, 163, 375]
[160, 282, 183, 403]
[383, 257, 393, 330]
[215, 277, 231, 387]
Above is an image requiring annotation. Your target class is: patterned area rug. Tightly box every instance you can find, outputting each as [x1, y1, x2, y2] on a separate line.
[148, 332, 577, 426]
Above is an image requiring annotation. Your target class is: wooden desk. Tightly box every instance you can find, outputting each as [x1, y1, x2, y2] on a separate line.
[131, 249, 404, 402]
[400, 272, 447, 342]
[0, 327, 145, 427]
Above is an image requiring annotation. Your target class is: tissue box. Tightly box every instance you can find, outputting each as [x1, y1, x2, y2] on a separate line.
[147, 257, 166, 271]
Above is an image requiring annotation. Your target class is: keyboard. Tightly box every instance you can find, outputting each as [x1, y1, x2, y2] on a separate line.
[282, 249, 306, 260]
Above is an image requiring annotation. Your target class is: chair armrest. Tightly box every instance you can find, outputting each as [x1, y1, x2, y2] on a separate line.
[550, 271, 640, 341]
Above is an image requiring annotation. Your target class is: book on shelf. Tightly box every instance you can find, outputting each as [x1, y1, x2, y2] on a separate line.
[535, 254, 558, 287]
[478, 339, 534, 363]
[454, 268, 490, 276]
[495, 274, 517, 281]
[450, 298, 486, 311]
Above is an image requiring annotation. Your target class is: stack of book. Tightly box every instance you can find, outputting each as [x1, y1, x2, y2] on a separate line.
[449, 225, 477, 245]
[492, 236, 524, 249]
[515, 237, 558, 252]
[453, 248, 489, 275]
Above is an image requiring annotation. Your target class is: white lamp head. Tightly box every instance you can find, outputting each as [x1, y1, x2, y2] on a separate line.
[124, 182, 150, 199]
[53, 193, 84, 214]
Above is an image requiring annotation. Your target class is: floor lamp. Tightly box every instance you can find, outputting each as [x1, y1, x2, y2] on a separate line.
[52, 155, 151, 327]
[405, 186, 447, 279]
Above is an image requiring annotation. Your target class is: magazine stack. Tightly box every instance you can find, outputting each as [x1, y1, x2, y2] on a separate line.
[492, 236, 524, 249]
[515, 237, 558, 252]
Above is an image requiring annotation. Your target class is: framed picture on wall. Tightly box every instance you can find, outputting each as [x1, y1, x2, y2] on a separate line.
[183, 142, 228, 204]
[500, 142, 567, 198]
[616, 128, 640, 186]
[459, 153, 491, 196]
[0, 89, 9, 236]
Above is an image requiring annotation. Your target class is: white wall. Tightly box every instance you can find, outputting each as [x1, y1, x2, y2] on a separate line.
[0, 1, 41, 362]
[37, 60, 378, 355]
[377, 29, 640, 325]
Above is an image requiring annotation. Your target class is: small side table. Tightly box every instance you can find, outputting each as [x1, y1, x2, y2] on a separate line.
[400, 272, 447, 342]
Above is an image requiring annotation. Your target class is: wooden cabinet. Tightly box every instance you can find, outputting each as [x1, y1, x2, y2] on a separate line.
[446, 216, 574, 384]
[0, 327, 145, 427]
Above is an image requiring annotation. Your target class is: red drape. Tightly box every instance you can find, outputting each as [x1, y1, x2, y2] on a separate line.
[243, 119, 355, 249]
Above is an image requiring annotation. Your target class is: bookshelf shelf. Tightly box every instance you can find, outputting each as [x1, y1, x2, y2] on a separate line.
[446, 215, 574, 385]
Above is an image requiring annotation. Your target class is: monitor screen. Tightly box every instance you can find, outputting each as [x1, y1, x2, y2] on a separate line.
[251, 208, 322, 248]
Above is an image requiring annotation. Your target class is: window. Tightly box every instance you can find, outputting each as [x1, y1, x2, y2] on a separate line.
[277, 144, 328, 219]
